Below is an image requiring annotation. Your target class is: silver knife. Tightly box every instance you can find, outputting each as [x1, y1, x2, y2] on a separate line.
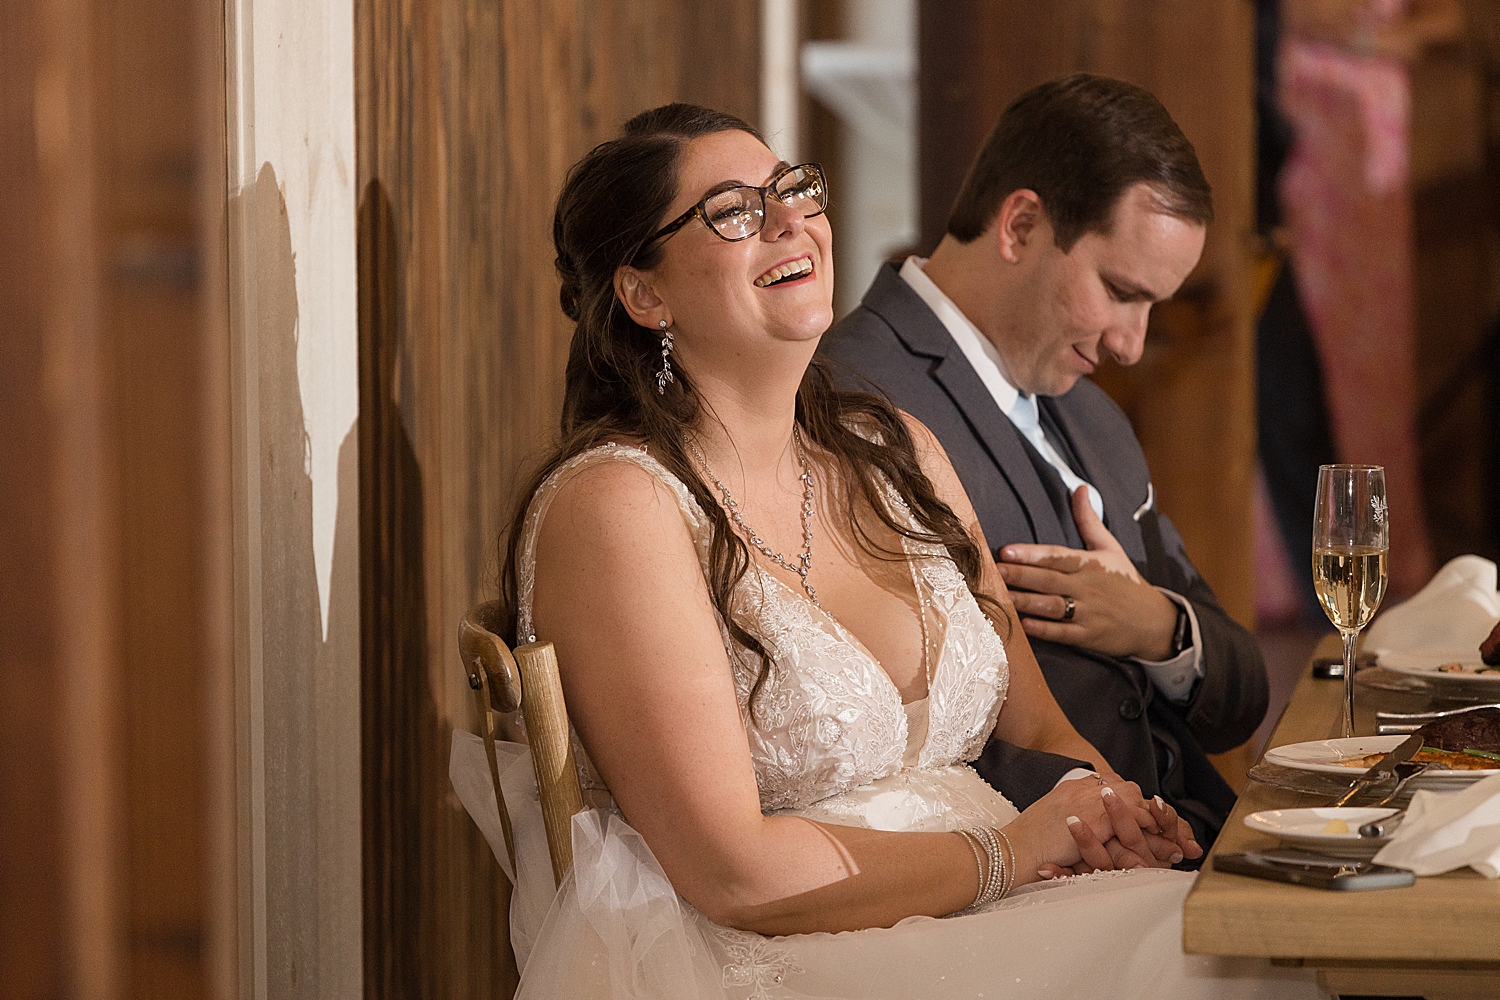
[1377, 703, 1500, 734]
[1331, 733, 1424, 807]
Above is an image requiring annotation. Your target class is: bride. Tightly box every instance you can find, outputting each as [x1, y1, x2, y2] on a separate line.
[474, 103, 1318, 998]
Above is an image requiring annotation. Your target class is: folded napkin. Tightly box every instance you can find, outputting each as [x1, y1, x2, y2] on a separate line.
[1373, 772, 1500, 877]
[1364, 555, 1500, 662]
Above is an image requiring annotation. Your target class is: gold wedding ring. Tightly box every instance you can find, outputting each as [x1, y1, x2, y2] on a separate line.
[1060, 594, 1076, 621]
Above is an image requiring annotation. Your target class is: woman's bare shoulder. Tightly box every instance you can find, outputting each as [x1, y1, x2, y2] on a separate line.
[538, 453, 696, 549]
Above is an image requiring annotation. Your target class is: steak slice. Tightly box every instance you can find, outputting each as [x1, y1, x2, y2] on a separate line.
[1419, 706, 1500, 754]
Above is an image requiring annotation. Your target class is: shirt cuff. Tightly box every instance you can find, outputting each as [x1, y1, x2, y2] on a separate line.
[1132, 589, 1202, 704]
[1055, 768, 1099, 787]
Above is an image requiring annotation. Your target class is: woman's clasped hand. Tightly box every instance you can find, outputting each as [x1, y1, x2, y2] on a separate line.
[1023, 776, 1203, 881]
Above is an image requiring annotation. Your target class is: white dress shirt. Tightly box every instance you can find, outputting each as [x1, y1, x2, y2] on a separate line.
[898, 257, 1202, 704]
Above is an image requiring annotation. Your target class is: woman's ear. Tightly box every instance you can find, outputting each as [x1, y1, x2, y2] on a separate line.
[994, 189, 1044, 264]
[614, 266, 669, 329]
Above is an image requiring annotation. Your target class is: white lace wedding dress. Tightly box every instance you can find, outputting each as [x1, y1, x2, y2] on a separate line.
[449, 444, 1319, 1000]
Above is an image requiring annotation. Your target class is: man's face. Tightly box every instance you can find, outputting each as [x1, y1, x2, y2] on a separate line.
[998, 183, 1206, 397]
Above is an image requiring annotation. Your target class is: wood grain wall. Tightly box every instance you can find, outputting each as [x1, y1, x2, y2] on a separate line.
[355, 4, 760, 996]
[0, 3, 68, 993]
[97, 0, 219, 992]
[1, 0, 229, 995]
[920, 0, 1258, 631]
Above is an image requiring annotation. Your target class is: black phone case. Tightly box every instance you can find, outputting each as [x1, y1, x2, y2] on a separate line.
[1213, 851, 1414, 891]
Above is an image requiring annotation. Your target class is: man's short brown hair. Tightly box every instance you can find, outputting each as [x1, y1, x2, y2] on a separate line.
[946, 74, 1212, 251]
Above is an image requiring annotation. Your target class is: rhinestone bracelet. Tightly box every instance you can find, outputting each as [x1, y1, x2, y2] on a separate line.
[974, 826, 1006, 906]
[995, 827, 1017, 897]
[957, 826, 1006, 910]
[957, 828, 988, 908]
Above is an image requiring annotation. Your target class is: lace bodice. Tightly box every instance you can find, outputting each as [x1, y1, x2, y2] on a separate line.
[515, 443, 1010, 813]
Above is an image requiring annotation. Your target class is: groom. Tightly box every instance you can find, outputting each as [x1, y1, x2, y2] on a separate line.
[820, 75, 1268, 854]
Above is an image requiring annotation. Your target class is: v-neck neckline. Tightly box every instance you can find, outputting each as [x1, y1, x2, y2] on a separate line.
[749, 540, 939, 709]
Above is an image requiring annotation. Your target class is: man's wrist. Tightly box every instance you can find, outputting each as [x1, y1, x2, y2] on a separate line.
[1136, 589, 1181, 660]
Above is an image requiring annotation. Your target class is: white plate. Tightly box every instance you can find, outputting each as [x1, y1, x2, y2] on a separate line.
[1243, 807, 1400, 854]
[1375, 646, 1500, 683]
[1262, 736, 1499, 783]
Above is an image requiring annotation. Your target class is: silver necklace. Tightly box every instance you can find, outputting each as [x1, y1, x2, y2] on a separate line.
[688, 430, 821, 608]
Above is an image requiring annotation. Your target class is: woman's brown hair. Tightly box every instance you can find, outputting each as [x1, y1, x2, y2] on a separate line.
[499, 102, 1006, 711]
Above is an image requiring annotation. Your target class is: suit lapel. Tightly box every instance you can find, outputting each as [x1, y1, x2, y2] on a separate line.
[862, 265, 1071, 547]
[1042, 394, 1149, 566]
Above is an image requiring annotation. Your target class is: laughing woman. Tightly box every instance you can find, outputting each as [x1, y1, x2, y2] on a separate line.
[476, 103, 1316, 1000]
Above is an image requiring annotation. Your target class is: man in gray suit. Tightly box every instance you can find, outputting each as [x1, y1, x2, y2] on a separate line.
[820, 75, 1267, 854]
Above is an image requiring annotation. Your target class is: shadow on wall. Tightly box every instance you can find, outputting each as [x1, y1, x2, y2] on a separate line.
[241, 161, 363, 997]
[357, 178, 515, 998]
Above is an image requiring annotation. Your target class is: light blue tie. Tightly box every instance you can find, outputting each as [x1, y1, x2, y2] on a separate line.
[1006, 394, 1105, 523]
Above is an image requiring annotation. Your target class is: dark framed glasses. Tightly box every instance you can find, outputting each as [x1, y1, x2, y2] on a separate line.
[637, 163, 828, 258]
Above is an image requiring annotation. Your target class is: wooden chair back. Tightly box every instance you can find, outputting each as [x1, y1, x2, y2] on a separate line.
[460, 601, 585, 887]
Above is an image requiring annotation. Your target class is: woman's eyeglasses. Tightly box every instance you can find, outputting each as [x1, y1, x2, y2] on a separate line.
[636, 163, 828, 258]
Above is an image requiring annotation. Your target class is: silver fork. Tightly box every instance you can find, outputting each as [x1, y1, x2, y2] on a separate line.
[1372, 760, 1427, 806]
[1356, 761, 1428, 837]
[1333, 758, 1428, 808]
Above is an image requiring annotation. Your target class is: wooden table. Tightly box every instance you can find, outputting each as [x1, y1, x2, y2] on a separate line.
[1183, 636, 1500, 999]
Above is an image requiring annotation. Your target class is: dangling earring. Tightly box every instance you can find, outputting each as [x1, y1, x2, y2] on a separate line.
[655, 319, 675, 394]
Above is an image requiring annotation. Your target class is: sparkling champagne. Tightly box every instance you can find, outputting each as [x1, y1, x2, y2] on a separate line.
[1313, 546, 1389, 632]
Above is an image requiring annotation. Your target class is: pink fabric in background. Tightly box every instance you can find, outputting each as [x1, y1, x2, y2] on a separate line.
[1252, 464, 1305, 625]
[1278, 36, 1434, 598]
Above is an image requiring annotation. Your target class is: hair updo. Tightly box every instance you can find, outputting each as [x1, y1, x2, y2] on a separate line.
[500, 103, 1006, 711]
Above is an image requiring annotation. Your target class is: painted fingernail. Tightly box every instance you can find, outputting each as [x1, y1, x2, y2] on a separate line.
[1037, 869, 1054, 880]
[1066, 815, 1081, 826]
[1101, 785, 1116, 799]
[1169, 852, 1184, 864]
[1153, 795, 1165, 809]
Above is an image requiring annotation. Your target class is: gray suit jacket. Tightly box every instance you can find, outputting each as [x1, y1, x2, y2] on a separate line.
[820, 263, 1268, 847]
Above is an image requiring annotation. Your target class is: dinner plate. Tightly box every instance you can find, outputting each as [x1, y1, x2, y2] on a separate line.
[1262, 736, 1499, 784]
[1374, 646, 1500, 686]
[1243, 807, 1400, 856]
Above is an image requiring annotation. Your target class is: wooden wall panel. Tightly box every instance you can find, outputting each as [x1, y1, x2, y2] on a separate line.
[2, 0, 227, 994]
[95, 0, 214, 992]
[919, 0, 1257, 629]
[1409, 41, 1500, 566]
[0, 4, 68, 995]
[356, 4, 758, 996]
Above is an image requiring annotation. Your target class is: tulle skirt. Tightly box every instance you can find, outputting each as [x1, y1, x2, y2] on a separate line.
[450, 734, 1321, 1000]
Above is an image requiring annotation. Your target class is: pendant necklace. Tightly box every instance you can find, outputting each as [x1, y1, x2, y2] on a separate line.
[687, 428, 822, 609]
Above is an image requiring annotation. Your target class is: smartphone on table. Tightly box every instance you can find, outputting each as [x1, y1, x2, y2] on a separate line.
[1213, 849, 1414, 891]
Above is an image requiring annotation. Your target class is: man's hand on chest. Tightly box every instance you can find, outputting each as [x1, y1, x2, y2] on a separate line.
[995, 485, 1182, 662]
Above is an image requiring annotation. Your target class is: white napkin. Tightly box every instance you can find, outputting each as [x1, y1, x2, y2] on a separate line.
[1373, 772, 1500, 877]
[1364, 555, 1500, 662]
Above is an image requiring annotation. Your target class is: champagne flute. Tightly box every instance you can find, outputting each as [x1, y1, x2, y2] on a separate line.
[1312, 465, 1389, 739]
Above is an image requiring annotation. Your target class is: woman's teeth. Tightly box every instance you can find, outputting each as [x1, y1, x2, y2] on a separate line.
[754, 258, 813, 287]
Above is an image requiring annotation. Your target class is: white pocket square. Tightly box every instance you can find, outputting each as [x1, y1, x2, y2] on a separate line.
[1133, 482, 1155, 522]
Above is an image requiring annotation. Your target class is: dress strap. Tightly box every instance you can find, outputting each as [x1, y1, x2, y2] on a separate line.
[513, 443, 713, 645]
